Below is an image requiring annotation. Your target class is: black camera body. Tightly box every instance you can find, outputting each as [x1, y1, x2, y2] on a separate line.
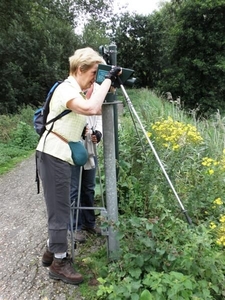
[98, 44, 136, 88]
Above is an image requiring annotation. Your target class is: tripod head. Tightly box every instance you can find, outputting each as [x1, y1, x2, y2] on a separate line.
[98, 43, 136, 89]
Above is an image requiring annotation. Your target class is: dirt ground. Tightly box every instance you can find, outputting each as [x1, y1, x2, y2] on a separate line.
[0, 154, 102, 300]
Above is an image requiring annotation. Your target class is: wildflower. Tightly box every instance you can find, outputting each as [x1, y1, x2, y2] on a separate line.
[202, 157, 215, 167]
[219, 215, 225, 223]
[172, 144, 180, 150]
[210, 222, 217, 229]
[208, 169, 214, 175]
[213, 198, 223, 205]
[216, 236, 225, 246]
[149, 117, 203, 150]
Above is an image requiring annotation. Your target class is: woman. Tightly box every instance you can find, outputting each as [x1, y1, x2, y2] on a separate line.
[36, 47, 121, 285]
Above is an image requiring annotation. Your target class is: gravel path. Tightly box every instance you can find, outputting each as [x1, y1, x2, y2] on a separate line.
[0, 154, 85, 300]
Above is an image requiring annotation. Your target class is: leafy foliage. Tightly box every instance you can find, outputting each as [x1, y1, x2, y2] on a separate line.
[96, 216, 225, 299]
[0, 105, 38, 174]
[94, 89, 225, 299]
[159, 0, 225, 115]
[0, 0, 112, 114]
[111, 0, 225, 115]
[110, 13, 162, 88]
[0, 0, 225, 116]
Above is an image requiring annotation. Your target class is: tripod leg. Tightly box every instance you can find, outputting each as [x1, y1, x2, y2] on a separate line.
[119, 80, 192, 225]
[93, 144, 105, 208]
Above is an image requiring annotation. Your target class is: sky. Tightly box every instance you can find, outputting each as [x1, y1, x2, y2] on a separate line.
[113, 0, 170, 15]
[75, 0, 171, 34]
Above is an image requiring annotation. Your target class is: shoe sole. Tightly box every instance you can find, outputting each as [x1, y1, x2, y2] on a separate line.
[85, 228, 102, 235]
[42, 261, 52, 267]
[49, 271, 83, 285]
[74, 239, 86, 244]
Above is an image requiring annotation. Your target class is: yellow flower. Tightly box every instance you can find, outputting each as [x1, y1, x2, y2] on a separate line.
[202, 157, 215, 167]
[213, 198, 223, 205]
[208, 169, 214, 175]
[210, 222, 217, 229]
[172, 144, 180, 151]
[219, 215, 225, 223]
[149, 117, 203, 150]
[216, 236, 225, 246]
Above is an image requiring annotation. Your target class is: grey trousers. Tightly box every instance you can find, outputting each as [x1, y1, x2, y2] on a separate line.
[36, 151, 71, 253]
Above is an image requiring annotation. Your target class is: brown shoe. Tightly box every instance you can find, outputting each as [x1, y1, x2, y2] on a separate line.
[82, 226, 102, 236]
[42, 248, 54, 267]
[49, 256, 83, 285]
[74, 231, 86, 243]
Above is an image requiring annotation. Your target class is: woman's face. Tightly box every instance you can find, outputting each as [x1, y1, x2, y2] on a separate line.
[79, 64, 98, 91]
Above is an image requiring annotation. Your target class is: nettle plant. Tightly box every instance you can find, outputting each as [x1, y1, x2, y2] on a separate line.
[96, 215, 225, 299]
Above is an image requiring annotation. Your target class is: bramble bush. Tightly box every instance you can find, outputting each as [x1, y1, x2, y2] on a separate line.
[9, 121, 38, 150]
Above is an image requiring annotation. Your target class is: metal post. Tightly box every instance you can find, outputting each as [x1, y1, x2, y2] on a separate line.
[102, 100, 120, 260]
[109, 43, 119, 173]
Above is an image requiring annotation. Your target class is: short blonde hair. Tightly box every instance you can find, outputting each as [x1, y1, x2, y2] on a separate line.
[69, 47, 104, 75]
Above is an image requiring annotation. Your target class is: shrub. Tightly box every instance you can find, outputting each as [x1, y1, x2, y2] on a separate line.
[0, 106, 38, 174]
[9, 121, 38, 150]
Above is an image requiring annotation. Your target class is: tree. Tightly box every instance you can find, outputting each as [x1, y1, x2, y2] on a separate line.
[158, 0, 225, 115]
[109, 12, 161, 88]
[110, 0, 225, 115]
[79, 18, 110, 50]
[0, 0, 114, 114]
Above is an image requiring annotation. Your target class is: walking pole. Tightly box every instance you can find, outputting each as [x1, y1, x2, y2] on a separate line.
[118, 78, 192, 225]
[70, 166, 83, 262]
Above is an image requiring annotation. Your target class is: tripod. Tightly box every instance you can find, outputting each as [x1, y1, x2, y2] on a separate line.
[70, 147, 108, 262]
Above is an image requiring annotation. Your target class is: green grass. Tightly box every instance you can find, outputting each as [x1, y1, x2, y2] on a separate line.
[0, 144, 34, 175]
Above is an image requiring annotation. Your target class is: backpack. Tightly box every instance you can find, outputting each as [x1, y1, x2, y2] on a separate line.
[34, 80, 71, 194]
[33, 80, 71, 137]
